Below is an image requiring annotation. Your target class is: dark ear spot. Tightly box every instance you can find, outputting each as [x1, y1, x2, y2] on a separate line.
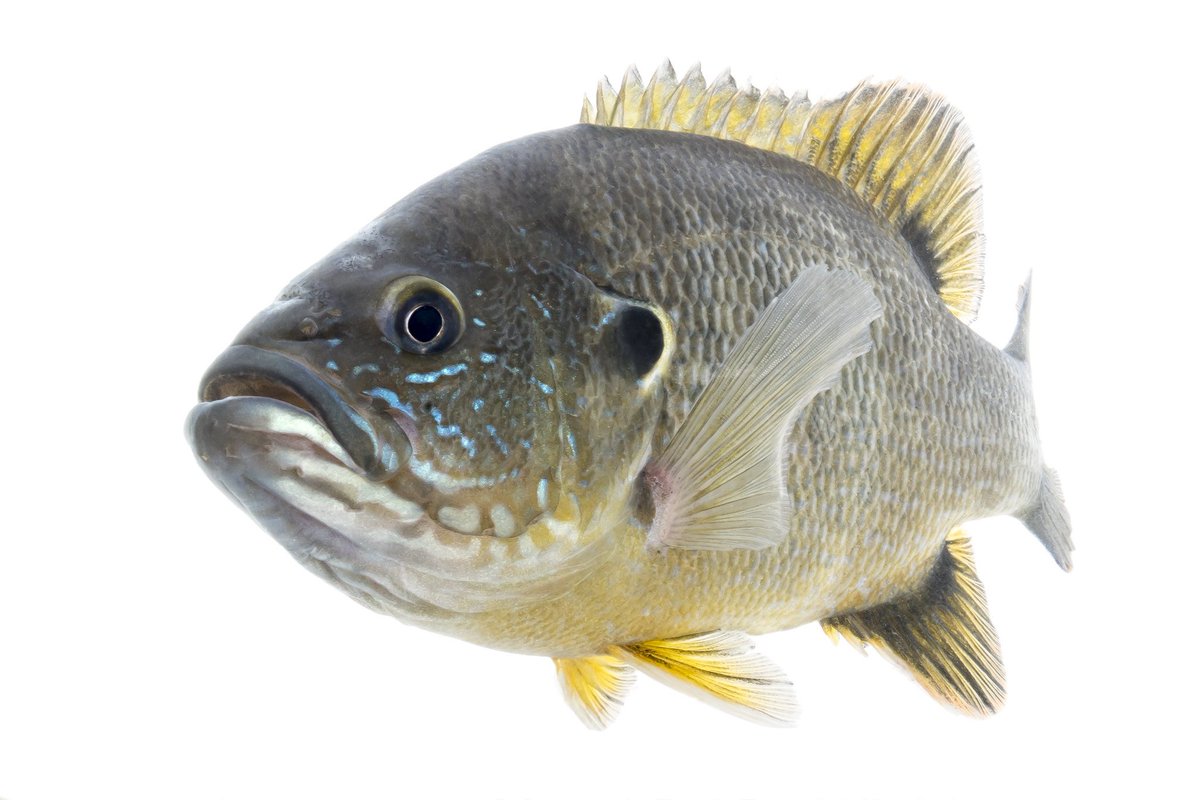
[617, 306, 665, 379]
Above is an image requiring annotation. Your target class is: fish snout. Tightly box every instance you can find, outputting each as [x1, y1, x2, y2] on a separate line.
[198, 345, 410, 480]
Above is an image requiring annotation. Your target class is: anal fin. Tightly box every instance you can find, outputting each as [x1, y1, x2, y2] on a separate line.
[821, 530, 1005, 716]
[619, 631, 798, 726]
[553, 653, 636, 730]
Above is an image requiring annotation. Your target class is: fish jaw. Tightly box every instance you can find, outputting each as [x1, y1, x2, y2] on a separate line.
[186, 386, 619, 622]
[186, 395, 450, 622]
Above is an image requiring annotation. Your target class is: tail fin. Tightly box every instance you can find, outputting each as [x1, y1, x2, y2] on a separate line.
[1021, 468, 1073, 570]
[1006, 276, 1073, 570]
[1004, 274, 1031, 362]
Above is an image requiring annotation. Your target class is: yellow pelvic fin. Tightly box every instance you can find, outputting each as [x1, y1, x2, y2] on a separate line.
[582, 62, 985, 321]
[553, 653, 636, 730]
[619, 630, 798, 726]
[822, 530, 1005, 716]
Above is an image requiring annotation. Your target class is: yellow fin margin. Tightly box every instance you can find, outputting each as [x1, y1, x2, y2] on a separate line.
[581, 62, 985, 321]
[620, 630, 798, 726]
[553, 653, 636, 730]
[821, 530, 1005, 716]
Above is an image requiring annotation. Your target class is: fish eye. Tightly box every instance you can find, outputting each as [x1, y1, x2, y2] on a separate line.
[405, 303, 445, 343]
[380, 277, 464, 355]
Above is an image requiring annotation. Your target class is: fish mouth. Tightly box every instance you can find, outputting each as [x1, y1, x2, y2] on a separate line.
[198, 344, 408, 479]
[189, 347, 607, 616]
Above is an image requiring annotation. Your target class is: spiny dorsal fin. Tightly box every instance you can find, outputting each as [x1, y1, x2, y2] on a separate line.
[821, 530, 1005, 716]
[619, 631, 798, 726]
[553, 653, 637, 730]
[581, 62, 985, 321]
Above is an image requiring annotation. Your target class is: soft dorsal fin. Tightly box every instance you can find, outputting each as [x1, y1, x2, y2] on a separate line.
[821, 530, 1005, 716]
[553, 653, 637, 729]
[581, 62, 985, 321]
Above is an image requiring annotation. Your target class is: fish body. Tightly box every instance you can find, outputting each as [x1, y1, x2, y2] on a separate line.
[188, 66, 1070, 726]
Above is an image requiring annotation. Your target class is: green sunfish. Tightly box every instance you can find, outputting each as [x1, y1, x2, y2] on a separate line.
[187, 63, 1072, 727]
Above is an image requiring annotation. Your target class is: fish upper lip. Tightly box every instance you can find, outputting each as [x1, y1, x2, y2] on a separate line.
[198, 344, 408, 480]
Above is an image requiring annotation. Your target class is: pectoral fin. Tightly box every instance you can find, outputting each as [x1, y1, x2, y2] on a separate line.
[553, 653, 636, 730]
[821, 530, 1005, 716]
[619, 631, 798, 726]
[646, 266, 882, 550]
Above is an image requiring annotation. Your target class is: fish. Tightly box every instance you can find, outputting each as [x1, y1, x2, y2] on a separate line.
[186, 62, 1073, 728]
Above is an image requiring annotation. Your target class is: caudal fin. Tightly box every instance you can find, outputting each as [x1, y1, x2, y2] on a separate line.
[1003, 278, 1073, 570]
[1021, 467, 1073, 570]
[1004, 275, 1031, 362]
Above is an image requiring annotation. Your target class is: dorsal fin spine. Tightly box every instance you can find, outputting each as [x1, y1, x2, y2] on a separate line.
[845, 80, 906, 192]
[582, 65, 986, 320]
[861, 88, 923, 203]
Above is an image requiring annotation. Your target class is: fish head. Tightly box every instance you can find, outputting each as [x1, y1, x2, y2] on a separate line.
[187, 220, 673, 622]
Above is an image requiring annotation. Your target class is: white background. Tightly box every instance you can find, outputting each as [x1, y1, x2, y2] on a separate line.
[2, 1, 1194, 798]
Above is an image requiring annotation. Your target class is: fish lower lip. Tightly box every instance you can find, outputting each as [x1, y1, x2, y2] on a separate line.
[199, 344, 408, 479]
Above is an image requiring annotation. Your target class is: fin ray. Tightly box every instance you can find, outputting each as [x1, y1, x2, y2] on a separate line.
[620, 631, 797, 726]
[583, 66, 985, 320]
[1022, 467, 1073, 570]
[821, 530, 1005, 716]
[646, 267, 881, 551]
[553, 652, 636, 730]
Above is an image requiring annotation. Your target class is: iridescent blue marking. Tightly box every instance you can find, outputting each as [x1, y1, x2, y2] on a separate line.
[484, 424, 509, 456]
[406, 363, 467, 384]
[530, 294, 551, 319]
[364, 387, 415, 418]
[472, 398, 484, 412]
[473, 289, 484, 297]
[532, 377, 554, 395]
[598, 310, 616, 326]
[479, 353, 497, 364]
[425, 406, 477, 456]
[519, 439, 532, 450]
[352, 363, 380, 376]
[472, 318, 486, 328]
[328, 338, 343, 347]
[326, 360, 339, 371]
[565, 430, 577, 456]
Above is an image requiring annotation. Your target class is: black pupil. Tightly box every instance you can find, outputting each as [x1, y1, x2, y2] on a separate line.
[406, 304, 444, 343]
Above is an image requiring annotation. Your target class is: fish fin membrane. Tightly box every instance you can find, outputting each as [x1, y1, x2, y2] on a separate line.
[553, 652, 636, 730]
[1021, 467, 1073, 571]
[1004, 274, 1032, 362]
[583, 61, 985, 321]
[646, 267, 881, 550]
[620, 631, 798, 726]
[821, 530, 1005, 716]
[1000, 278, 1072, 569]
